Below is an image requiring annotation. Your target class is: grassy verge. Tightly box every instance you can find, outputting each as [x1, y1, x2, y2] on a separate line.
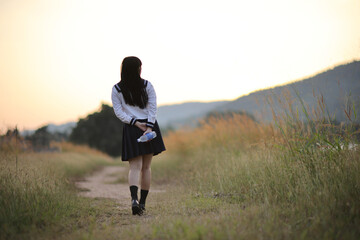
[114, 112, 359, 239]
[0, 142, 114, 239]
[57, 111, 359, 240]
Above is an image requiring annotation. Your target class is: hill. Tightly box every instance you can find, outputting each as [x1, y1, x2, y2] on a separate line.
[220, 60, 360, 122]
[21, 122, 76, 136]
[157, 101, 229, 128]
[157, 60, 360, 128]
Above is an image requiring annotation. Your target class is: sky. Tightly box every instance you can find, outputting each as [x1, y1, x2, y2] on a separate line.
[0, 0, 359, 130]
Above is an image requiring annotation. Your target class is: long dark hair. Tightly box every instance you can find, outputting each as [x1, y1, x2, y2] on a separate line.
[119, 56, 148, 109]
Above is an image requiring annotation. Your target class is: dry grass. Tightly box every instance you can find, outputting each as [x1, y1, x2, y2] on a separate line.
[147, 102, 360, 239]
[0, 142, 113, 239]
[51, 141, 109, 157]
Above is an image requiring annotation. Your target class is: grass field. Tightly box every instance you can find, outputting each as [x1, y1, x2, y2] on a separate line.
[1, 103, 359, 239]
[0, 142, 115, 239]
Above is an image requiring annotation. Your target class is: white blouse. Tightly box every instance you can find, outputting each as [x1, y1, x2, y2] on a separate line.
[111, 80, 157, 128]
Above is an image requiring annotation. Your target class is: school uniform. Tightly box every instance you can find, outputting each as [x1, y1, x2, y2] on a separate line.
[111, 80, 166, 161]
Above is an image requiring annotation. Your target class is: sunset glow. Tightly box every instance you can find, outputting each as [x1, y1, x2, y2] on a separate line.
[0, 0, 359, 130]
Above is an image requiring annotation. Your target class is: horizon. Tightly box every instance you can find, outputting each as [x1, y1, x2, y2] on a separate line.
[1, 0, 360, 130]
[10, 58, 360, 131]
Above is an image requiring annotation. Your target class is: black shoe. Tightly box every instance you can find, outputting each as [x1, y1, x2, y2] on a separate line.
[132, 200, 142, 215]
[139, 203, 146, 212]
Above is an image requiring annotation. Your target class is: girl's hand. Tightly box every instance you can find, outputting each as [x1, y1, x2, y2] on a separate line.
[143, 127, 153, 135]
[135, 121, 147, 131]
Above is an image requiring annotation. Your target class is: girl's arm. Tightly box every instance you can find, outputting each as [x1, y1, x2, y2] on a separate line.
[145, 81, 157, 130]
[111, 87, 137, 126]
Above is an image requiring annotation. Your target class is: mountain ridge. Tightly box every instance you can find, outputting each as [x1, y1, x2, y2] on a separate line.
[218, 60, 360, 122]
[158, 60, 360, 128]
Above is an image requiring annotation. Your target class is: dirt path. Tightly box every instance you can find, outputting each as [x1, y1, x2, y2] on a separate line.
[75, 166, 165, 209]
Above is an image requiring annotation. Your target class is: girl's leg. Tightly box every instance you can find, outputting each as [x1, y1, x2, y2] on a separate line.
[139, 154, 153, 209]
[141, 153, 153, 190]
[128, 156, 143, 215]
[128, 156, 143, 187]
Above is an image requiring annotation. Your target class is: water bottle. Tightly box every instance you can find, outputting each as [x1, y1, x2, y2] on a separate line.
[137, 131, 157, 142]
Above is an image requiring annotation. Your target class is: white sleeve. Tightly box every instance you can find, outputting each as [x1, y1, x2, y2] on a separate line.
[111, 87, 137, 125]
[146, 81, 157, 128]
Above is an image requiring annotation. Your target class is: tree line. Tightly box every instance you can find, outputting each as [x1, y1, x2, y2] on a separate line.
[69, 104, 124, 157]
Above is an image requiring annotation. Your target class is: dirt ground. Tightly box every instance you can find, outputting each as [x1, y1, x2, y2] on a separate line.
[75, 166, 165, 210]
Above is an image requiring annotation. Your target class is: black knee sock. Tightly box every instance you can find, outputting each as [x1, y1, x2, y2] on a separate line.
[129, 185, 138, 201]
[139, 189, 149, 205]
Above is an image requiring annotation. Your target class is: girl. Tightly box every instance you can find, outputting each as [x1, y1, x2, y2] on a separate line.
[111, 56, 166, 215]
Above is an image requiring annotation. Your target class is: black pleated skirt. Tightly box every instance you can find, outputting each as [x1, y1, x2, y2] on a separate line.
[122, 119, 166, 161]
